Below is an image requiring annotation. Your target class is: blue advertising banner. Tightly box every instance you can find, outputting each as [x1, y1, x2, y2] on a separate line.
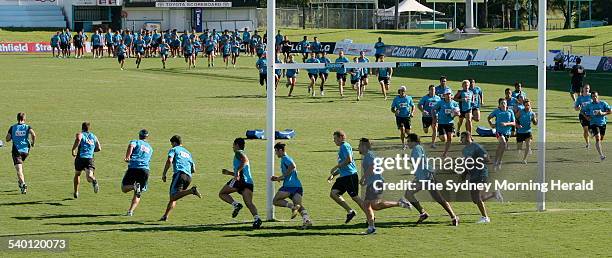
[194, 8, 203, 32]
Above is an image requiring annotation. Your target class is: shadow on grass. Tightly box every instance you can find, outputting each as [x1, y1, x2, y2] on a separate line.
[549, 35, 595, 42]
[45, 220, 147, 226]
[136, 67, 256, 83]
[197, 94, 265, 99]
[0, 198, 73, 207]
[493, 36, 537, 42]
[13, 213, 122, 220]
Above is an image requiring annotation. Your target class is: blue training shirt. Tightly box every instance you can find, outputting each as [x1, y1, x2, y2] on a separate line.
[233, 150, 254, 184]
[517, 110, 535, 134]
[168, 146, 194, 176]
[128, 140, 153, 170]
[335, 56, 349, 74]
[337, 142, 357, 177]
[280, 155, 301, 188]
[78, 131, 97, 159]
[392, 95, 414, 118]
[490, 108, 515, 135]
[419, 94, 441, 117]
[434, 100, 459, 125]
[584, 101, 610, 126]
[9, 124, 31, 153]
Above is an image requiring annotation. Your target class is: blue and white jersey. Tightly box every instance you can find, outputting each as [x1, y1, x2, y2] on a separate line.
[584, 101, 611, 126]
[419, 94, 441, 117]
[490, 108, 515, 135]
[280, 155, 301, 188]
[434, 100, 459, 125]
[517, 110, 535, 134]
[470, 86, 483, 108]
[9, 124, 31, 153]
[128, 140, 153, 170]
[233, 150, 253, 184]
[168, 146, 194, 176]
[335, 56, 349, 74]
[337, 142, 357, 177]
[392, 95, 415, 118]
[77, 131, 97, 159]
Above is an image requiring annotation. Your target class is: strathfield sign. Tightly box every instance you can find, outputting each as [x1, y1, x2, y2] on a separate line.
[154, 2, 232, 8]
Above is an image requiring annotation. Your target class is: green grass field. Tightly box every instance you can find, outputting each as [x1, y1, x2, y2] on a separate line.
[0, 27, 611, 257]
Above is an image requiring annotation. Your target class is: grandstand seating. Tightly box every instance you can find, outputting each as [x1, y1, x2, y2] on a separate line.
[0, 5, 66, 28]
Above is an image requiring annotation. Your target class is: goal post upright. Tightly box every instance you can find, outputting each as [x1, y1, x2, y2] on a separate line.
[536, 0, 547, 212]
[265, 0, 277, 221]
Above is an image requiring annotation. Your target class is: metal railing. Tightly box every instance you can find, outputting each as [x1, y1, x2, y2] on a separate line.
[563, 42, 611, 56]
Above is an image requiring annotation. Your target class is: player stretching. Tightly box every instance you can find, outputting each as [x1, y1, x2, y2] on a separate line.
[391, 86, 415, 150]
[454, 80, 474, 136]
[418, 85, 441, 146]
[121, 129, 153, 216]
[583, 91, 610, 161]
[219, 138, 263, 229]
[5, 113, 36, 194]
[401, 133, 459, 226]
[574, 84, 592, 148]
[359, 138, 411, 234]
[433, 89, 460, 157]
[377, 56, 392, 100]
[488, 98, 516, 170]
[270, 142, 312, 229]
[160, 135, 201, 221]
[305, 52, 320, 96]
[516, 100, 537, 164]
[460, 132, 496, 223]
[71, 122, 101, 198]
[327, 130, 364, 224]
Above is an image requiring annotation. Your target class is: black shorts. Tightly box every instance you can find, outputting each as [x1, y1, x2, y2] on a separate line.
[93, 45, 102, 50]
[122, 168, 150, 191]
[332, 173, 359, 197]
[422, 117, 433, 128]
[319, 72, 328, 80]
[74, 157, 95, 171]
[223, 54, 230, 58]
[226, 178, 254, 195]
[11, 145, 28, 165]
[259, 73, 267, 85]
[496, 132, 511, 142]
[516, 132, 532, 143]
[437, 124, 455, 136]
[365, 181, 384, 201]
[589, 124, 606, 136]
[396, 116, 411, 130]
[361, 74, 368, 79]
[232, 51, 240, 57]
[117, 54, 125, 62]
[151, 43, 159, 49]
[459, 110, 471, 118]
[579, 114, 590, 127]
[60, 43, 68, 50]
[350, 79, 360, 85]
[257, 53, 263, 58]
[170, 172, 192, 196]
[336, 73, 347, 82]
[378, 76, 389, 85]
[570, 82, 583, 94]
[74, 42, 83, 48]
[308, 73, 318, 80]
[106, 43, 113, 48]
[375, 54, 383, 60]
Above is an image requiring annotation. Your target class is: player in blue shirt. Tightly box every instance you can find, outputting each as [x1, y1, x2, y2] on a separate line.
[230, 39, 240, 68]
[298, 36, 311, 62]
[113, 31, 122, 53]
[305, 52, 320, 96]
[377, 55, 393, 100]
[583, 91, 611, 160]
[143, 31, 152, 57]
[435, 76, 452, 98]
[285, 54, 298, 96]
[124, 30, 133, 58]
[256, 53, 268, 87]
[160, 135, 201, 221]
[357, 51, 370, 89]
[574, 84, 592, 148]
[151, 29, 161, 56]
[159, 39, 169, 69]
[50, 31, 60, 58]
[121, 129, 153, 216]
[205, 36, 216, 67]
[171, 34, 181, 58]
[5, 113, 37, 194]
[116, 40, 127, 70]
[504, 88, 518, 114]
[327, 130, 364, 224]
[349, 57, 363, 100]
[64, 28, 72, 57]
[270, 142, 313, 228]
[516, 100, 538, 164]
[274, 30, 283, 48]
[512, 82, 527, 99]
[459, 132, 496, 224]
[59, 30, 69, 58]
[418, 85, 442, 144]
[91, 30, 102, 58]
[133, 35, 145, 69]
[311, 37, 322, 54]
[222, 40, 232, 68]
[317, 52, 331, 96]
[359, 138, 412, 234]
[391, 86, 415, 149]
[274, 54, 283, 90]
[433, 89, 460, 156]
[402, 133, 460, 227]
[454, 80, 474, 136]
[220, 138, 262, 229]
[183, 38, 195, 69]
[71, 122, 101, 198]
[335, 51, 350, 97]
[488, 98, 516, 170]
[374, 37, 385, 61]
[469, 78, 484, 122]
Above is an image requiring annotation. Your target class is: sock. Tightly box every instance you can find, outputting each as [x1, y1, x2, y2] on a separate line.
[254, 215, 260, 221]
[232, 201, 239, 207]
[348, 209, 355, 214]
[286, 203, 294, 209]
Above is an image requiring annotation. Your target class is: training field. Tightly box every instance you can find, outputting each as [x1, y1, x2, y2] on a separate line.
[1, 27, 611, 256]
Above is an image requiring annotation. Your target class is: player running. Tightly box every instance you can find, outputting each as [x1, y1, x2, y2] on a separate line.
[516, 100, 538, 164]
[469, 78, 484, 122]
[317, 52, 331, 96]
[401, 133, 459, 226]
[418, 85, 441, 146]
[433, 89, 460, 156]
[358, 51, 370, 89]
[349, 58, 362, 100]
[256, 53, 268, 88]
[327, 130, 364, 224]
[335, 51, 350, 97]
[71, 122, 101, 198]
[159, 39, 169, 69]
[583, 91, 610, 161]
[270, 142, 312, 229]
[359, 138, 411, 234]
[569, 58, 586, 102]
[133, 35, 145, 69]
[435, 76, 452, 98]
[305, 52, 320, 96]
[391, 86, 415, 149]
[285, 54, 298, 96]
[374, 37, 385, 62]
[488, 98, 516, 170]
[460, 132, 496, 223]
[5, 113, 36, 194]
[222, 39, 232, 68]
[512, 82, 527, 99]
[230, 38, 240, 68]
[121, 129, 153, 216]
[454, 80, 474, 136]
[205, 36, 216, 67]
[160, 135, 201, 221]
[377, 56, 392, 100]
[219, 138, 263, 229]
[183, 38, 195, 69]
[574, 84, 592, 148]
[116, 40, 127, 70]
